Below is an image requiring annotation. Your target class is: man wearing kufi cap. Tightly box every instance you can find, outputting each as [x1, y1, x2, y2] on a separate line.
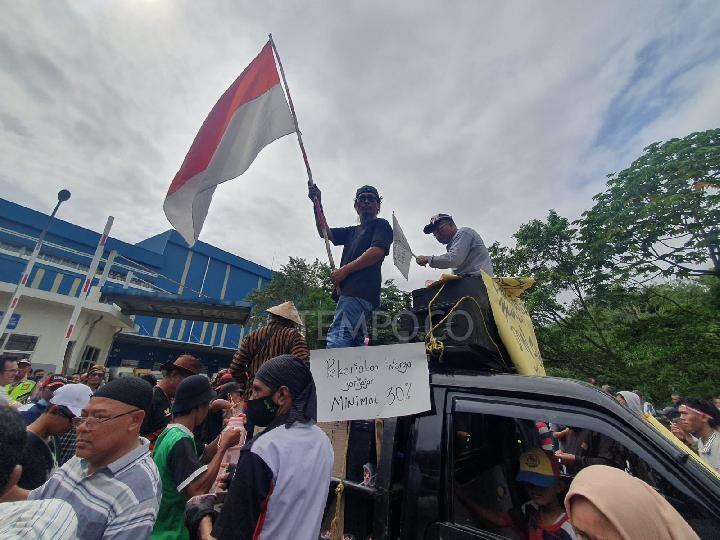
[211, 355, 333, 540]
[416, 213, 494, 277]
[307, 183, 393, 348]
[229, 300, 309, 386]
[2, 376, 162, 540]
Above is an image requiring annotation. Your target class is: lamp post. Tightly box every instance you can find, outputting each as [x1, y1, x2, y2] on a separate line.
[0, 190, 71, 354]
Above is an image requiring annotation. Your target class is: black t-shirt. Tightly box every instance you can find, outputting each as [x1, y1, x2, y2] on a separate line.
[167, 437, 205, 491]
[140, 386, 172, 438]
[331, 217, 393, 308]
[19, 431, 55, 490]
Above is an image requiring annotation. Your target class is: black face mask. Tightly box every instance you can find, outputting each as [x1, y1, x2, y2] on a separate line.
[246, 395, 278, 427]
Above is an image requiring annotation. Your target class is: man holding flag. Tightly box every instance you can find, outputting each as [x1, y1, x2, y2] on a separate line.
[308, 184, 393, 348]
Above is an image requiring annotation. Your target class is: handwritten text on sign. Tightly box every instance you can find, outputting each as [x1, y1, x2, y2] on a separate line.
[310, 343, 430, 422]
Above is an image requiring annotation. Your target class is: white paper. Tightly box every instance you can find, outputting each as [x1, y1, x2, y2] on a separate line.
[310, 343, 430, 421]
[392, 213, 413, 280]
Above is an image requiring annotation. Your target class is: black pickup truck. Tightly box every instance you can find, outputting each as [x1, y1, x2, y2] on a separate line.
[330, 369, 720, 539]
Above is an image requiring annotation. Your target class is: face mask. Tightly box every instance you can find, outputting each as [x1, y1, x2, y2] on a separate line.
[38, 399, 48, 407]
[246, 395, 278, 427]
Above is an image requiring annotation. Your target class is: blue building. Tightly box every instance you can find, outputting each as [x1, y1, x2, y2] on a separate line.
[0, 197, 271, 375]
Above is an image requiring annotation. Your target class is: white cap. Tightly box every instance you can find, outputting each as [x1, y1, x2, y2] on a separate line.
[50, 384, 93, 416]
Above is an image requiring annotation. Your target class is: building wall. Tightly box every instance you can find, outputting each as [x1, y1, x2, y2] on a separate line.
[0, 198, 271, 373]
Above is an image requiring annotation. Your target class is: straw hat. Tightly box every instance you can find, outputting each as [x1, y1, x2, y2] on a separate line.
[266, 301, 303, 326]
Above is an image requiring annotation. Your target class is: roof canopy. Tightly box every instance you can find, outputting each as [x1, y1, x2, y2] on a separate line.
[101, 286, 252, 325]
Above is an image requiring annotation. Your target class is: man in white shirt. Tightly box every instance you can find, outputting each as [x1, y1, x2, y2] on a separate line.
[416, 213, 494, 276]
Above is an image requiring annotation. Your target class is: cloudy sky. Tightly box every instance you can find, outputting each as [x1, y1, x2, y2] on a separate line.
[2, 1, 719, 291]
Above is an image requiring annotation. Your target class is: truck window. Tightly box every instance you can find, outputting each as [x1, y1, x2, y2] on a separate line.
[450, 409, 719, 539]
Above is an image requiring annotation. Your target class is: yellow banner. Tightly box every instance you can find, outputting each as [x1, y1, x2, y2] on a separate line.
[481, 271, 545, 376]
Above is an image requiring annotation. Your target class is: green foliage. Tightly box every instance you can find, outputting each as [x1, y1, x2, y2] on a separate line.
[580, 128, 720, 281]
[245, 257, 335, 350]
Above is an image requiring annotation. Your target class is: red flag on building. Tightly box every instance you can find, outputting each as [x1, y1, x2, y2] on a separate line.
[164, 41, 295, 245]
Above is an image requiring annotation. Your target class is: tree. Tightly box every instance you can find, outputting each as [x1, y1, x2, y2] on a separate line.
[580, 128, 720, 282]
[245, 257, 335, 350]
[491, 211, 623, 365]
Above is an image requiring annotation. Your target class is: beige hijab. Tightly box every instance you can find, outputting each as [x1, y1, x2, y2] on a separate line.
[565, 465, 699, 540]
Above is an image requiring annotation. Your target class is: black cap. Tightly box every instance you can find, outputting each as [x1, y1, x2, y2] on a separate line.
[355, 185, 381, 200]
[423, 213, 453, 234]
[93, 376, 153, 413]
[173, 375, 215, 415]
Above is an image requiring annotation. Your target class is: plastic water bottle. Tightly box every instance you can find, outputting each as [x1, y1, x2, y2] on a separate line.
[213, 414, 246, 492]
[223, 414, 247, 466]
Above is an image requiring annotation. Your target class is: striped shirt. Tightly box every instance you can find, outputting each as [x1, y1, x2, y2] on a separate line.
[28, 437, 161, 540]
[230, 321, 310, 381]
[0, 499, 78, 539]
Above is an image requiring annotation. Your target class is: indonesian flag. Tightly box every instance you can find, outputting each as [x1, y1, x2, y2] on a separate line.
[164, 41, 295, 245]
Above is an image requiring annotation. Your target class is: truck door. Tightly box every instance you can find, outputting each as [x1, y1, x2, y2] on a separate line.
[426, 393, 720, 540]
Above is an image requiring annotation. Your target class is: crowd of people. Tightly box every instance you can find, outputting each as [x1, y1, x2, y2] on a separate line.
[0, 183, 718, 539]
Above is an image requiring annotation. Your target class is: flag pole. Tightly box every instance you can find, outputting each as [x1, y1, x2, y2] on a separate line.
[268, 34, 336, 271]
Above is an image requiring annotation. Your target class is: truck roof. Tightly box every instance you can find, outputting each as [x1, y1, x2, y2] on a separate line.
[430, 368, 625, 409]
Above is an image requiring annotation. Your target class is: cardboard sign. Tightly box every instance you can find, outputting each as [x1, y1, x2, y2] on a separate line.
[480, 271, 546, 376]
[392, 213, 413, 280]
[311, 343, 430, 421]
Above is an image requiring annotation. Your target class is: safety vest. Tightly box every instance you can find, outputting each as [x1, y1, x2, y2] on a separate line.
[150, 426, 196, 540]
[6, 380, 36, 403]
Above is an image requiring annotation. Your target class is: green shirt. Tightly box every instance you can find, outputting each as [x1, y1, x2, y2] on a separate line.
[150, 425, 206, 540]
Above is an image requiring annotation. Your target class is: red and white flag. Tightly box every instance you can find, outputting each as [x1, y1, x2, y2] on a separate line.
[164, 41, 295, 245]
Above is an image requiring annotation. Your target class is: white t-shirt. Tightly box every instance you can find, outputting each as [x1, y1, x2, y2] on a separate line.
[252, 423, 334, 540]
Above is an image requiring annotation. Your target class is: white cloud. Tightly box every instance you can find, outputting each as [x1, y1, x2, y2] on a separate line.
[1, 0, 718, 292]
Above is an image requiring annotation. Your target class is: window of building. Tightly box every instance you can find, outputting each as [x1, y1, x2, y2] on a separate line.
[81, 346, 101, 365]
[449, 401, 719, 539]
[0, 333, 38, 353]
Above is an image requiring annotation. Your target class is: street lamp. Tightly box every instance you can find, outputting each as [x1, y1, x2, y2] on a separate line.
[0, 189, 72, 354]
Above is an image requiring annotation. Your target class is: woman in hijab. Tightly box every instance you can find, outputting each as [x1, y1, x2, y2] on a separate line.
[564, 465, 698, 540]
[615, 391, 643, 415]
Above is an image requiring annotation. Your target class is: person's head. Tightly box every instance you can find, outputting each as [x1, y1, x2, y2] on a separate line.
[423, 213, 457, 244]
[159, 354, 202, 397]
[74, 377, 152, 469]
[565, 465, 697, 540]
[615, 391, 642, 415]
[353, 185, 382, 223]
[0, 358, 18, 386]
[266, 301, 303, 327]
[515, 448, 565, 509]
[16, 359, 31, 381]
[140, 373, 157, 387]
[601, 384, 614, 395]
[71, 373, 82, 384]
[715, 397, 720, 411]
[85, 365, 106, 391]
[0, 407, 27, 497]
[32, 369, 46, 382]
[172, 375, 214, 428]
[671, 393, 682, 405]
[678, 398, 719, 434]
[39, 375, 68, 404]
[587, 377, 597, 386]
[249, 354, 317, 428]
[38, 383, 92, 437]
[217, 382, 244, 405]
[632, 389, 644, 402]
